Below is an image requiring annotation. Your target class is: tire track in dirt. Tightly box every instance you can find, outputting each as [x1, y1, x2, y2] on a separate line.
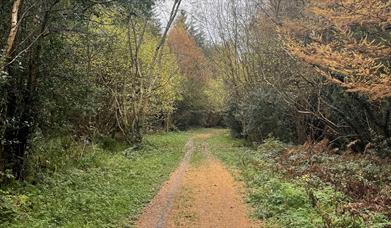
[136, 138, 194, 228]
[136, 132, 260, 228]
[167, 159, 258, 228]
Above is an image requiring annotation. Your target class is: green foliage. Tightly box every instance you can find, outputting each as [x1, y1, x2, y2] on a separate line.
[0, 131, 190, 227]
[98, 136, 124, 152]
[25, 135, 90, 178]
[168, 13, 224, 130]
[279, 142, 391, 221]
[0, 0, 184, 176]
[207, 132, 390, 227]
[211, 0, 391, 154]
[224, 100, 243, 138]
[189, 137, 209, 167]
[224, 88, 297, 142]
[0, 190, 19, 224]
[319, 85, 391, 153]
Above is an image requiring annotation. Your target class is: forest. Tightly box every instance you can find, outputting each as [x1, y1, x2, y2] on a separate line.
[0, 0, 390, 227]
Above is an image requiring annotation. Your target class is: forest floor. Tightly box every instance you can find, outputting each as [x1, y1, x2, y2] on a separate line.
[2, 129, 389, 227]
[135, 128, 390, 227]
[136, 131, 259, 228]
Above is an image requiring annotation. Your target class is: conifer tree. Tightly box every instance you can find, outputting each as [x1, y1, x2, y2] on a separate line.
[281, 0, 391, 100]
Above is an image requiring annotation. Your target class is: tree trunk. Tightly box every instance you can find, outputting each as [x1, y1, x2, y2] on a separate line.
[0, 0, 23, 176]
[2, 39, 41, 179]
[1, 1, 51, 178]
[131, 117, 143, 146]
[165, 113, 172, 132]
[0, 0, 23, 71]
[296, 112, 307, 144]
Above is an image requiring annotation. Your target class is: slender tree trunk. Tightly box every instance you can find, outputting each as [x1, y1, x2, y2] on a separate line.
[131, 115, 143, 145]
[0, 0, 23, 176]
[2, 35, 41, 179]
[165, 113, 171, 132]
[296, 112, 307, 144]
[0, 0, 23, 71]
[2, 1, 54, 178]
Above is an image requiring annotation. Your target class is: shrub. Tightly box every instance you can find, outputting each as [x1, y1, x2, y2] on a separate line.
[225, 88, 297, 143]
[224, 100, 243, 138]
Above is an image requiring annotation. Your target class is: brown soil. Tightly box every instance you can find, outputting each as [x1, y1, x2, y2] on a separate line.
[136, 139, 194, 228]
[166, 157, 259, 228]
[136, 133, 260, 228]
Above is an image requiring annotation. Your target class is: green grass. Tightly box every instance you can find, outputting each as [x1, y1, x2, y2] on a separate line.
[0, 131, 190, 227]
[207, 130, 390, 228]
[190, 149, 206, 167]
[2, 129, 389, 228]
[189, 140, 208, 167]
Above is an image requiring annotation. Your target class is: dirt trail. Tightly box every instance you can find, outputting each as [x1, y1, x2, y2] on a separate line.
[136, 139, 194, 228]
[136, 133, 259, 228]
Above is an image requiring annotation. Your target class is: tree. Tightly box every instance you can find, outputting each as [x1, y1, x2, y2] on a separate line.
[167, 14, 213, 128]
[0, 0, 183, 178]
[0, 0, 23, 72]
[281, 0, 391, 100]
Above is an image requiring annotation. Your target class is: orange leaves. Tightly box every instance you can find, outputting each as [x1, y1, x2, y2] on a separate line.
[346, 78, 391, 100]
[281, 0, 391, 100]
[167, 21, 208, 82]
[308, 0, 391, 30]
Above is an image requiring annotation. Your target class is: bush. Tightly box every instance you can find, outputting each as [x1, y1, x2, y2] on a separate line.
[97, 136, 127, 152]
[0, 190, 18, 223]
[224, 100, 243, 138]
[321, 86, 391, 154]
[225, 88, 297, 143]
[174, 104, 224, 130]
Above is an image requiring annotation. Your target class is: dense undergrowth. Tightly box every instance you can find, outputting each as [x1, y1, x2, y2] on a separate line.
[279, 141, 391, 221]
[0, 132, 190, 227]
[207, 130, 391, 228]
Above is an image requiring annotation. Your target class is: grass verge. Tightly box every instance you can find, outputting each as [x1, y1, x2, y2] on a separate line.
[0, 131, 190, 227]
